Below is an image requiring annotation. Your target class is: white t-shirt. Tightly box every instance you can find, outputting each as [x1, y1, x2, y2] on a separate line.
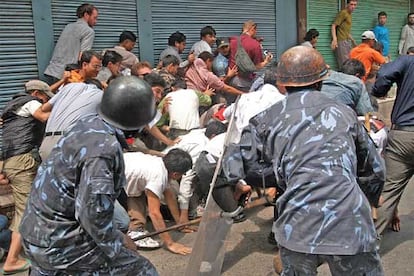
[123, 152, 169, 199]
[204, 132, 226, 158]
[168, 89, 200, 130]
[190, 40, 212, 58]
[15, 100, 42, 117]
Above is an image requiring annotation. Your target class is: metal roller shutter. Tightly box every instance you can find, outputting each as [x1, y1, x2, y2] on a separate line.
[0, 1, 38, 112]
[51, 0, 139, 57]
[307, 0, 340, 70]
[0, 1, 38, 152]
[151, 0, 277, 65]
[351, 0, 410, 58]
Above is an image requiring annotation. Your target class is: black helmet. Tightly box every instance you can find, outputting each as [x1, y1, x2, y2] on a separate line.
[98, 76, 156, 130]
[277, 46, 329, 87]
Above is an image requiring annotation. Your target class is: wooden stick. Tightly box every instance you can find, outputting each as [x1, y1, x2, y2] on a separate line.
[134, 195, 274, 241]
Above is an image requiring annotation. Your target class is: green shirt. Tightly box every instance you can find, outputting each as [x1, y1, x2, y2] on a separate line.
[334, 9, 352, 41]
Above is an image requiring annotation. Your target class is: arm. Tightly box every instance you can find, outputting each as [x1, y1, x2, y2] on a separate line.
[372, 59, 404, 97]
[355, 85, 375, 116]
[32, 108, 50, 123]
[75, 157, 124, 258]
[355, 122, 385, 207]
[146, 125, 176, 146]
[177, 170, 195, 223]
[255, 54, 272, 70]
[398, 26, 407, 55]
[223, 83, 244, 96]
[331, 23, 338, 50]
[146, 189, 191, 255]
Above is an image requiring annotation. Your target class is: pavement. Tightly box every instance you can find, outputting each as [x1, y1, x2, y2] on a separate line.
[2, 180, 413, 276]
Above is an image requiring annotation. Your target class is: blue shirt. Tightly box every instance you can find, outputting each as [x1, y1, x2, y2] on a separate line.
[212, 53, 228, 78]
[373, 25, 389, 56]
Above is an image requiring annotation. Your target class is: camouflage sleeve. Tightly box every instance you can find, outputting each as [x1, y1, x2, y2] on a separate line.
[355, 122, 385, 207]
[75, 157, 124, 259]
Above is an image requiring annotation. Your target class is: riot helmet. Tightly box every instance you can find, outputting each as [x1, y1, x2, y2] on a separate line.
[277, 46, 328, 87]
[98, 76, 156, 130]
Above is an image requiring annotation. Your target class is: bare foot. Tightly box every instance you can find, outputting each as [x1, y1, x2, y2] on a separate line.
[3, 257, 31, 273]
[273, 253, 283, 275]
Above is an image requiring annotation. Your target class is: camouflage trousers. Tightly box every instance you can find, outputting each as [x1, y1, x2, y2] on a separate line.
[280, 247, 384, 276]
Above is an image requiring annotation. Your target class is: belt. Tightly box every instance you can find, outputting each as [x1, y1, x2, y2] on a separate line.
[44, 131, 64, 137]
[391, 125, 414, 132]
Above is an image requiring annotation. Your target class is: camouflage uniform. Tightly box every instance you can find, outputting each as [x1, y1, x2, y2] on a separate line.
[20, 115, 158, 276]
[222, 90, 385, 275]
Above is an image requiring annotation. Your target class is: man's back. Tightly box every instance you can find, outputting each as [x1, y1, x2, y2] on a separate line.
[44, 19, 94, 79]
[350, 44, 385, 80]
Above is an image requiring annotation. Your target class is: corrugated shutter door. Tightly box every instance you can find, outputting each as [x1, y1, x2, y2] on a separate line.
[307, 0, 340, 70]
[0, 1, 38, 112]
[151, 0, 277, 64]
[51, 0, 139, 57]
[0, 1, 38, 152]
[351, 0, 410, 58]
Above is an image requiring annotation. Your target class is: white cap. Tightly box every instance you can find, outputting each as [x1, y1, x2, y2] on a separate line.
[361, 30, 377, 41]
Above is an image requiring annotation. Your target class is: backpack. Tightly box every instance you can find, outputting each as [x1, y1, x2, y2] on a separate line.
[235, 36, 257, 73]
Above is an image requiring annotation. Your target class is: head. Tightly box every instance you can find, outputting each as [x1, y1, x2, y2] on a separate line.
[198, 51, 215, 71]
[79, 50, 102, 79]
[408, 12, 414, 25]
[161, 55, 180, 75]
[200, 26, 216, 46]
[77, 3, 98, 27]
[378, 11, 387, 25]
[171, 79, 187, 91]
[304, 29, 319, 47]
[98, 76, 156, 130]
[216, 37, 230, 56]
[205, 121, 227, 139]
[102, 50, 123, 77]
[168, 31, 187, 54]
[136, 61, 153, 79]
[407, 46, 414, 55]
[341, 59, 366, 79]
[277, 46, 328, 92]
[361, 30, 377, 47]
[163, 149, 193, 181]
[25, 80, 53, 103]
[143, 73, 166, 103]
[119, 30, 137, 51]
[346, 0, 357, 13]
[242, 20, 258, 38]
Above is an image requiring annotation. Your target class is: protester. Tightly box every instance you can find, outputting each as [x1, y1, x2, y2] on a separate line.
[373, 11, 390, 61]
[301, 28, 319, 48]
[398, 12, 414, 56]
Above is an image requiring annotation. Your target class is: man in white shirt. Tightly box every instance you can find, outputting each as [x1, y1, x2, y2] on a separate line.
[190, 26, 217, 57]
[124, 149, 193, 255]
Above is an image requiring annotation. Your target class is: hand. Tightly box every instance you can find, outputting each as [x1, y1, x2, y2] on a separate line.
[203, 85, 215, 97]
[173, 137, 181, 144]
[226, 65, 238, 78]
[331, 39, 338, 50]
[123, 233, 137, 251]
[166, 242, 192, 255]
[178, 225, 198, 233]
[264, 52, 273, 63]
[188, 52, 196, 64]
[62, 70, 71, 82]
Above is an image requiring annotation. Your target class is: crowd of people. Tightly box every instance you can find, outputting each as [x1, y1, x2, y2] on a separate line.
[1, 1, 414, 275]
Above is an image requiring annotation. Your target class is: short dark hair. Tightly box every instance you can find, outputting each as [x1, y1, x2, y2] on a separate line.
[200, 26, 216, 39]
[161, 55, 179, 67]
[198, 51, 214, 62]
[84, 78, 103, 90]
[144, 72, 166, 88]
[378, 11, 387, 18]
[408, 12, 414, 19]
[205, 121, 227, 139]
[102, 50, 123, 67]
[119, 30, 137, 43]
[172, 79, 187, 90]
[79, 50, 102, 66]
[168, 31, 186, 46]
[163, 148, 193, 174]
[407, 46, 414, 54]
[347, 0, 357, 3]
[341, 59, 366, 78]
[64, 63, 80, 71]
[304, 29, 319, 42]
[76, 3, 97, 18]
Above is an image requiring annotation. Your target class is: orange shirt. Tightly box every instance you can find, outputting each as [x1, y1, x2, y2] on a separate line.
[349, 43, 386, 81]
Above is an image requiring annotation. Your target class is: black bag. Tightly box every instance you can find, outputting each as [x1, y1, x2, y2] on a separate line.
[235, 36, 257, 73]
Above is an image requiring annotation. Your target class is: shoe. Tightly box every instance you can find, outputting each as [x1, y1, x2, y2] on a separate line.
[232, 212, 247, 223]
[1, 258, 31, 275]
[128, 229, 162, 249]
